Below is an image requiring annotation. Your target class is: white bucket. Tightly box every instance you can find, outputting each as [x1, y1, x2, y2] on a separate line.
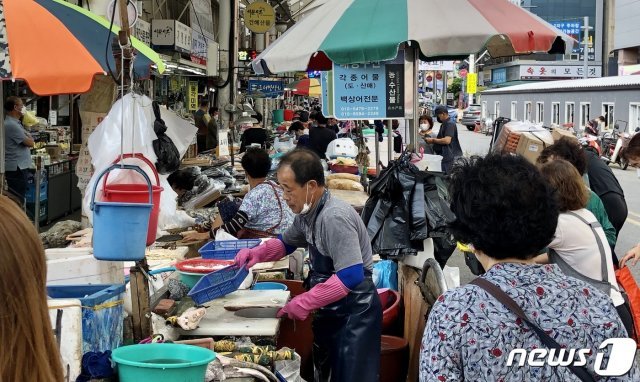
[424, 154, 443, 172]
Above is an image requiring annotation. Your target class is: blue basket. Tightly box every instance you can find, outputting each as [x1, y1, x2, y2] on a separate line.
[198, 239, 262, 260]
[188, 266, 250, 305]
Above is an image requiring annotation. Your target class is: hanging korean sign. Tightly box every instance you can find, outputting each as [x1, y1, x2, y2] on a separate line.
[332, 52, 406, 120]
[248, 80, 285, 97]
[245, 1, 275, 34]
[188, 81, 198, 111]
[466, 72, 477, 94]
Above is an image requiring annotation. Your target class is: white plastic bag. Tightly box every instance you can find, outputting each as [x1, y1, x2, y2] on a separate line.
[82, 94, 198, 237]
[215, 229, 237, 241]
[443, 265, 460, 288]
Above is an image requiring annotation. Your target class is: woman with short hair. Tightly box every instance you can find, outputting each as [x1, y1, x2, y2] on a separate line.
[183, 148, 294, 240]
[419, 154, 636, 381]
[539, 159, 634, 340]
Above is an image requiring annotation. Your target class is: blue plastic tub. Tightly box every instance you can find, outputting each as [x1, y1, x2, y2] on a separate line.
[198, 239, 261, 260]
[47, 284, 125, 353]
[188, 266, 249, 305]
[112, 343, 216, 382]
[91, 164, 153, 261]
[252, 282, 288, 291]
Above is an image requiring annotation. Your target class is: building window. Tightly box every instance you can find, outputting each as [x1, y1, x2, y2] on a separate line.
[494, 101, 501, 118]
[565, 102, 575, 125]
[524, 102, 532, 122]
[580, 102, 591, 128]
[482, 101, 487, 119]
[602, 103, 614, 129]
[536, 102, 544, 124]
[630, 103, 640, 133]
[552, 103, 560, 125]
[511, 101, 518, 120]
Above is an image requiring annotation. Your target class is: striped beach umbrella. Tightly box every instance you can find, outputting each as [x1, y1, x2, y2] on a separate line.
[286, 78, 321, 97]
[253, 0, 574, 75]
[0, 0, 165, 95]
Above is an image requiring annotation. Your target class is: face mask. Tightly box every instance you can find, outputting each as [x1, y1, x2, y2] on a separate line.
[637, 168, 640, 179]
[420, 123, 430, 130]
[436, 116, 442, 123]
[300, 183, 314, 215]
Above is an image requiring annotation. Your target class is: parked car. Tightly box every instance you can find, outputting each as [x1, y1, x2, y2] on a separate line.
[461, 104, 482, 131]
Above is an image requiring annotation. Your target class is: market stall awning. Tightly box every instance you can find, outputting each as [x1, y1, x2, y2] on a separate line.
[286, 78, 321, 97]
[252, 0, 575, 74]
[0, 0, 165, 95]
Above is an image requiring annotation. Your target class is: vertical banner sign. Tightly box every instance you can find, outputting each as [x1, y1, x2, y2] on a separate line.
[188, 81, 198, 111]
[332, 52, 405, 119]
[321, 71, 334, 117]
[385, 61, 405, 118]
[466, 72, 477, 94]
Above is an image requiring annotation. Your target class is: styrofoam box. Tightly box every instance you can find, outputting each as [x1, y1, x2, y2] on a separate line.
[46, 248, 124, 285]
[48, 299, 82, 382]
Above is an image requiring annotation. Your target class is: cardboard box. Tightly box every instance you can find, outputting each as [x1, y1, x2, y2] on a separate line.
[516, 132, 554, 164]
[552, 127, 578, 143]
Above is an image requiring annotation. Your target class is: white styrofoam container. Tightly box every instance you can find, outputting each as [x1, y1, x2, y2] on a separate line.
[48, 298, 82, 382]
[46, 248, 124, 285]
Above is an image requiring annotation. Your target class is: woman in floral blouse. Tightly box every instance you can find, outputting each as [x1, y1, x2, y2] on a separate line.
[419, 154, 637, 381]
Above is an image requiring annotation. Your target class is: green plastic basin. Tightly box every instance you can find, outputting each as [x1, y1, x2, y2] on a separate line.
[112, 343, 216, 382]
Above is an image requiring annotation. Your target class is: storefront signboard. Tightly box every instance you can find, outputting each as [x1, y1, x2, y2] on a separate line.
[519, 65, 601, 79]
[188, 81, 198, 111]
[191, 30, 207, 65]
[332, 52, 405, 120]
[248, 80, 284, 97]
[245, 1, 275, 34]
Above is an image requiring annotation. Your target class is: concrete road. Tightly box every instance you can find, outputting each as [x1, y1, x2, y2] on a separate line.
[445, 124, 640, 285]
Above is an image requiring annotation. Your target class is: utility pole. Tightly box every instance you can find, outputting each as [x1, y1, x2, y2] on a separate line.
[582, 16, 591, 79]
[468, 53, 476, 105]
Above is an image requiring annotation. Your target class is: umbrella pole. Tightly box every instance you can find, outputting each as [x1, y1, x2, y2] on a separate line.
[388, 119, 393, 163]
[412, 46, 420, 152]
[0, 82, 4, 196]
[114, 0, 151, 343]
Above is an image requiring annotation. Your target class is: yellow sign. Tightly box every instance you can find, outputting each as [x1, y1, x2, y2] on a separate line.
[466, 72, 477, 94]
[245, 1, 275, 34]
[188, 81, 198, 111]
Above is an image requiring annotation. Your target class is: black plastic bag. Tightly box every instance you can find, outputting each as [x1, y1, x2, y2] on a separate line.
[152, 101, 181, 174]
[362, 152, 426, 257]
[423, 171, 457, 268]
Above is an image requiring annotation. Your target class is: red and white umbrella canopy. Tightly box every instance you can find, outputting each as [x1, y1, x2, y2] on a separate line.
[253, 0, 574, 74]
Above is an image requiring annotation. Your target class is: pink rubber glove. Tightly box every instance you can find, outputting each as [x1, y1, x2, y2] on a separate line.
[234, 239, 286, 269]
[277, 274, 350, 321]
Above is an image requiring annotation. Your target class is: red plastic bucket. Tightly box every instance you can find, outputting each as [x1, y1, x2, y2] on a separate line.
[102, 154, 163, 246]
[284, 109, 294, 121]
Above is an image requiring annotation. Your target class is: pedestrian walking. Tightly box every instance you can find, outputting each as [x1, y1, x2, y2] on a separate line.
[194, 99, 211, 153]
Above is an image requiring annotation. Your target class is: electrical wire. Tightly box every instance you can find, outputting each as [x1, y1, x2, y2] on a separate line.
[105, 0, 120, 84]
[104, 0, 136, 84]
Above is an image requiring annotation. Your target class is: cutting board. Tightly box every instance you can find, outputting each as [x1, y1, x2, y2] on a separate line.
[182, 290, 290, 337]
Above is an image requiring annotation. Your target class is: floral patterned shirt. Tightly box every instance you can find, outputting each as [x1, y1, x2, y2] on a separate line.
[420, 263, 638, 381]
[239, 181, 294, 234]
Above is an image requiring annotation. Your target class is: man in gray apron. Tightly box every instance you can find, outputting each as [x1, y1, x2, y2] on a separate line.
[235, 149, 382, 382]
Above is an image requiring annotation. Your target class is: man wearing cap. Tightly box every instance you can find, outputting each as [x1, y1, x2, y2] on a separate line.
[424, 106, 463, 173]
